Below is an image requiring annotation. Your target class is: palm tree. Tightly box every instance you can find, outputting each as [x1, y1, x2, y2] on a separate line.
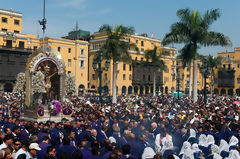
[99, 24, 135, 103]
[206, 55, 222, 97]
[144, 46, 169, 96]
[162, 8, 231, 102]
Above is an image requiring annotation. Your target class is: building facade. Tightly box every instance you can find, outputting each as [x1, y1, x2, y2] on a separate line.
[214, 48, 240, 96]
[89, 32, 177, 95]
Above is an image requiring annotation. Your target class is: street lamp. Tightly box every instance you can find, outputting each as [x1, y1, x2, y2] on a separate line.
[92, 52, 110, 103]
[176, 68, 184, 100]
[200, 60, 210, 104]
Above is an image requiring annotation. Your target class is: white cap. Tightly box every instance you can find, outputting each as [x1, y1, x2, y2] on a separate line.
[29, 143, 41, 151]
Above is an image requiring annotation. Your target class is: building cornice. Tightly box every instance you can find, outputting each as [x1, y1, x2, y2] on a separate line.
[0, 9, 22, 18]
[46, 37, 89, 45]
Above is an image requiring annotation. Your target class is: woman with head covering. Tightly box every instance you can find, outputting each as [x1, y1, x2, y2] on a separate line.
[161, 140, 174, 159]
[226, 150, 240, 159]
[219, 139, 229, 158]
[191, 143, 202, 159]
[208, 144, 222, 159]
[228, 136, 239, 151]
[198, 134, 208, 157]
[179, 141, 193, 159]
[142, 147, 155, 159]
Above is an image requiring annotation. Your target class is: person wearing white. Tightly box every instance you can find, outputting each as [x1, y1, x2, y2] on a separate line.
[142, 147, 155, 159]
[155, 133, 172, 153]
[226, 150, 240, 159]
[198, 134, 208, 148]
[206, 134, 215, 147]
[219, 139, 229, 154]
[228, 136, 239, 150]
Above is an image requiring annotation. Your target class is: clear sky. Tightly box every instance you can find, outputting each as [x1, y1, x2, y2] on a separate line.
[2, 0, 240, 56]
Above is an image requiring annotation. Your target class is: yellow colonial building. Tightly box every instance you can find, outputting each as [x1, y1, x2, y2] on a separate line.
[214, 48, 240, 96]
[0, 8, 89, 94]
[89, 32, 177, 95]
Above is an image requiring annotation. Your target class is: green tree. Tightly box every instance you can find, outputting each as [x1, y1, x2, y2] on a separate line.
[162, 8, 231, 102]
[99, 24, 136, 103]
[144, 46, 169, 96]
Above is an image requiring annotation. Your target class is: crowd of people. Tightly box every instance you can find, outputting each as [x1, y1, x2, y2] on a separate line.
[0, 92, 239, 159]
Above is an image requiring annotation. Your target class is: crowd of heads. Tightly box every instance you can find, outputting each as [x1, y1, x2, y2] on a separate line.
[0, 92, 239, 159]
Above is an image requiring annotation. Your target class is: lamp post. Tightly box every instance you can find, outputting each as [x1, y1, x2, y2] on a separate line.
[200, 60, 210, 104]
[92, 52, 110, 103]
[176, 68, 184, 100]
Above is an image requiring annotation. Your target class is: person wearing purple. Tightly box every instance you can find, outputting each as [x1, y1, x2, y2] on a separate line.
[78, 140, 93, 159]
[56, 137, 76, 158]
[38, 136, 51, 159]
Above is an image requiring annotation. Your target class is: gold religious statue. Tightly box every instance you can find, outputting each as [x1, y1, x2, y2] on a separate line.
[44, 65, 57, 99]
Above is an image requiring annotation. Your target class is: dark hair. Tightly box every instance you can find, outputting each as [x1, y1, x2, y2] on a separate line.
[62, 137, 70, 145]
[17, 154, 27, 159]
[42, 136, 49, 141]
[13, 126, 20, 132]
[71, 150, 83, 159]
[122, 144, 131, 155]
[46, 146, 55, 154]
[59, 152, 70, 159]
[20, 140, 30, 147]
[3, 134, 13, 142]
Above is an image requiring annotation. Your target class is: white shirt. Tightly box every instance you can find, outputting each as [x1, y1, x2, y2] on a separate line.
[14, 148, 30, 159]
[0, 142, 7, 150]
[155, 133, 172, 153]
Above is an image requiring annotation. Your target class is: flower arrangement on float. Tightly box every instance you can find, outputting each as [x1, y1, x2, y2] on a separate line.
[48, 100, 61, 115]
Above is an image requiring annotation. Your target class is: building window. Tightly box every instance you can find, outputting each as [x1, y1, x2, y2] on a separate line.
[228, 64, 231, 69]
[58, 47, 61, 52]
[92, 74, 95, 80]
[187, 74, 190, 78]
[129, 74, 132, 80]
[123, 64, 126, 71]
[104, 73, 107, 80]
[141, 48, 144, 52]
[148, 75, 151, 81]
[80, 60, 84, 68]
[135, 57, 137, 61]
[14, 30, 19, 33]
[141, 57, 143, 61]
[81, 48, 84, 54]
[141, 41, 144, 47]
[238, 64, 240, 68]
[1, 28, 7, 32]
[68, 48, 71, 53]
[2, 17, 7, 23]
[143, 75, 145, 81]
[238, 78, 240, 84]
[19, 41, 24, 49]
[123, 74, 126, 80]
[136, 40, 138, 44]
[33, 46, 37, 50]
[68, 59, 71, 67]
[129, 65, 132, 71]
[68, 71, 71, 76]
[14, 19, 20, 25]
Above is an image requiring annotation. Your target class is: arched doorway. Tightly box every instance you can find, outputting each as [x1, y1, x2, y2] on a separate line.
[91, 85, 96, 89]
[122, 86, 126, 94]
[160, 87, 164, 94]
[145, 86, 149, 94]
[214, 88, 219, 95]
[220, 89, 226, 95]
[4, 83, 13, 92]
[236, 89, 240, 96]
[140, 86, 144, 95]
[150, 87, 153, 94]
[228, 89, 233, 96]
[103, 86, 109, 94]
[165, 86, 168, 94]
[128, 86, 132, 94]
[134, 86, 138, 94]
[78, 84, 85, 95]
